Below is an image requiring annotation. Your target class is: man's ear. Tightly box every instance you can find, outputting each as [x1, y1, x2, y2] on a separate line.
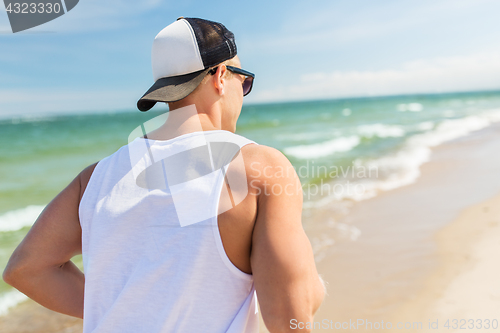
[213, 64, 227, 96]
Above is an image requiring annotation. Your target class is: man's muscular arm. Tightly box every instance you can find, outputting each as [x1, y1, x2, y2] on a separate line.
[2, 163, 96, 319]
[247, 146, 325, 332]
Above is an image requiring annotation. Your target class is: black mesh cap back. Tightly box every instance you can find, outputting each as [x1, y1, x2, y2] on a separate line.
[184, 18, 237, 69]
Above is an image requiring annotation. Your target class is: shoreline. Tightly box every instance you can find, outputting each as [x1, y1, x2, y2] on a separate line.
[310, 123, 500, 331]
[2, 124, 500, 332]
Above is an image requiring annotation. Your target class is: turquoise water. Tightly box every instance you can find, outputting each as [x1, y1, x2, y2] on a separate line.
[239, 91, 500, 179]
[1, 90, 500, 311]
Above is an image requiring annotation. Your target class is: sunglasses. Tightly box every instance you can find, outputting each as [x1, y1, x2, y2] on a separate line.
[208, 65, 255, 96]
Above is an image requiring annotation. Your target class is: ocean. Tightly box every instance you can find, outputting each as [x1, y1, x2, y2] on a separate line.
[1, 90, 500, 315]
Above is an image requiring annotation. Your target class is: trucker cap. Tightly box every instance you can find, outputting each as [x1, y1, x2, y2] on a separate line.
[137, 17, 237, 112]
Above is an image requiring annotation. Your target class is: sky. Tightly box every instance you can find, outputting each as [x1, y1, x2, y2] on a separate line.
[1, 0, 500, 117]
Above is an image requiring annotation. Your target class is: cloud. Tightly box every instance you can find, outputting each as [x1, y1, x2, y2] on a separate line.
[250, 52, 500, 103]
[241, 0, 499, 55]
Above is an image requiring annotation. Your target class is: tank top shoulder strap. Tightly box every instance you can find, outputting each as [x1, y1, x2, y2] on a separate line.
[203, 130, 258, 148]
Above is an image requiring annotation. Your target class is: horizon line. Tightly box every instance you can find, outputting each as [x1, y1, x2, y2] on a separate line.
[1, 88, 500, 122]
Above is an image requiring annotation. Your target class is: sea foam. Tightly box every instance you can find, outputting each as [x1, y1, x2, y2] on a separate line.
[397, 103, 423, 112]
[0, 289, 28, 316]
[0, 205, 45, 232]
[304, 109, 500, 207]
[357, 123, 406, 138]
[359, 111, 500, 195]
[284, 135, 361, 159]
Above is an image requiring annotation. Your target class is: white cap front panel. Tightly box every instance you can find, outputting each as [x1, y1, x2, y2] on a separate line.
[151, 19, 205, 81]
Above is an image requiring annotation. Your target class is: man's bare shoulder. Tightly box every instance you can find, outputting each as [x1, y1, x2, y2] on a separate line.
[240, 144, 299, 188]
[240, 144, 293, 171]
[77, 162, 98, 199]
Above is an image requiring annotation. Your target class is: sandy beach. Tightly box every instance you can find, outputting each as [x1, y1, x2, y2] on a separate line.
[307, 123, 500, 332]
[0, 298, 82, 332]
[391, 192, 500, 333]
[2, 124, 500, 333]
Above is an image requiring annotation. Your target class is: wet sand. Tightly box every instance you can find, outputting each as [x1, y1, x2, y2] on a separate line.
[391, 192, 500, 332]
[310, 123, 500, 331]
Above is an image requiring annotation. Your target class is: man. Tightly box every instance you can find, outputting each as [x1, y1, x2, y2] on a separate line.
[3, 17, 325, 332]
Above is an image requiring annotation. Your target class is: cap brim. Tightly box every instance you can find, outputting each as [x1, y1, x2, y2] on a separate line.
[137, 68, 210, 112]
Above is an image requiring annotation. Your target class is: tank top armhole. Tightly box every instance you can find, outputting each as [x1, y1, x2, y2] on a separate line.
[211, 217, 253, 281]
[211, 140, 257, 282]
[79, 157, 108, 232]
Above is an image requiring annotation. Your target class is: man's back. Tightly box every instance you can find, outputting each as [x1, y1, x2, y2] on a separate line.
[79, 130, 260, 332]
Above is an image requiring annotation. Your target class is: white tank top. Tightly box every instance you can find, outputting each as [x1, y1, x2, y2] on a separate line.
[79, 130, 259, 333]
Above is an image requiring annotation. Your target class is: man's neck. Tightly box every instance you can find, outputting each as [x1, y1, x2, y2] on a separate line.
[144, 104, 224, 141]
